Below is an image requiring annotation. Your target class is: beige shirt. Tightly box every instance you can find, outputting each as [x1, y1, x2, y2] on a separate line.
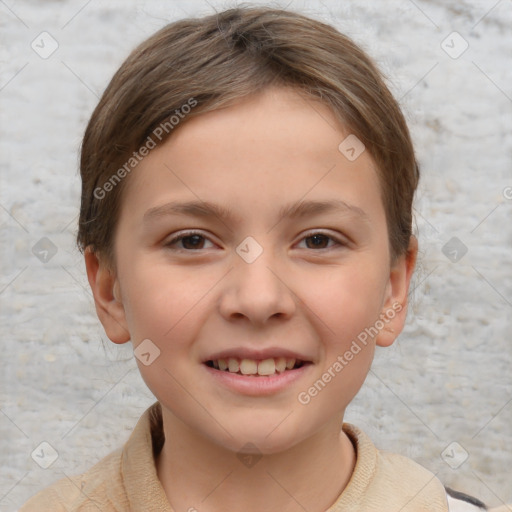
[19, 402, 454, 511]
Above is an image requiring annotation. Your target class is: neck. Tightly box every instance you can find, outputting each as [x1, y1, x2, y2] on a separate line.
[156, 409, 356, 512]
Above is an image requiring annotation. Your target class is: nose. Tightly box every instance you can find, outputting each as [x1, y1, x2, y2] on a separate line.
[219, 250, 296, 326]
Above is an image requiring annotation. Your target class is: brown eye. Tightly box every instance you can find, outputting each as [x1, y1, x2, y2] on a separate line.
[298, 232, 344, 250]
[305, 234, 330, 249]
[179, 235, 206, 250]
[165, 232, 214, 251]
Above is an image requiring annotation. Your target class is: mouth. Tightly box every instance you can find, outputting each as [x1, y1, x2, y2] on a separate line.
[204, 357, 311, 377]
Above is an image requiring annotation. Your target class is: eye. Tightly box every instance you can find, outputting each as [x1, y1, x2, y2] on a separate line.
[164, 230, 346, 252]
[297, 232, 345, 250]
[164, 231, 215, 251]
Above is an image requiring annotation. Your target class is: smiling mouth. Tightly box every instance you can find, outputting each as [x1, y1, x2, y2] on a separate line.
[204, 357, 311, 377]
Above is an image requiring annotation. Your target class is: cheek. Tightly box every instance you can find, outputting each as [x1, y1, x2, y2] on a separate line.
[301, 263, 387, 339]
[296, 346, 374, 427]
[296, 271, 380, 413]
[119, 260, 209, 345]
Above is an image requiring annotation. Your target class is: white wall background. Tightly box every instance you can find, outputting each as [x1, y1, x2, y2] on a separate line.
[0, 0, 511, 510]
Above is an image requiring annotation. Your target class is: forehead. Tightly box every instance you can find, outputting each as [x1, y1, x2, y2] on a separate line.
[170, 87, 345, 166]
[119, 86, 385, 228]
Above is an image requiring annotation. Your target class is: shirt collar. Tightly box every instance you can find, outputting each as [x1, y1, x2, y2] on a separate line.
[120, 402, 447, 512]
[121, 402, 171, 511]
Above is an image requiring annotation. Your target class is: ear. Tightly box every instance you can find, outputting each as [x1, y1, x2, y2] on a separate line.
[84, 247, 130, 344]
[376, 235, 418, 347]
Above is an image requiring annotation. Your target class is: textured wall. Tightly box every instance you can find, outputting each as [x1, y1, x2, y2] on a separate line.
[1, 0, 511, 510]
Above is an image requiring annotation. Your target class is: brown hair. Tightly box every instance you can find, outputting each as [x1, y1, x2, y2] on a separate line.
[77, 6, 419, 265]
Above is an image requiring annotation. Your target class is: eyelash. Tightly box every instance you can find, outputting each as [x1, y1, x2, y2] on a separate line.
[164, 230, 347, 252]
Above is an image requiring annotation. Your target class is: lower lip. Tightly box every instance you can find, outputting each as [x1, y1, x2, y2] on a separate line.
[202, 364, 313, 396]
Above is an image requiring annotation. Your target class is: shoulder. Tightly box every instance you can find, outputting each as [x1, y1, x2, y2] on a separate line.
[18, 448, 126, 512]
[341, 422, 493, 512]
[18, 403, 164, 512]
[341, 423, 449, 510]
[378, 451, 494, 511]
[376, 449, 451, 508]
[375, 447, 502, 512]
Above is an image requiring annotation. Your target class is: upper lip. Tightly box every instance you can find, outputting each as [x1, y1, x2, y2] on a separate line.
[203, 347, 314, 363]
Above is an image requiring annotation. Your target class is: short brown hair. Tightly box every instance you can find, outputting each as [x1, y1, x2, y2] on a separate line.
[77, 6, 419, 265]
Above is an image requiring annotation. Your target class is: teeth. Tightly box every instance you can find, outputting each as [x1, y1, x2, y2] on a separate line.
[258, 358, 276, 375]
[275, 357, 287, 372]
[240, 359, 258, 375]
[210, 357, 302, 376]
[228, 358, 239, 373]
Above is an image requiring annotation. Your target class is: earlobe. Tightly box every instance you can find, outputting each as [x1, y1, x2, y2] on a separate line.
[376, 235, 418, 348]
[84, 247, 131, 344]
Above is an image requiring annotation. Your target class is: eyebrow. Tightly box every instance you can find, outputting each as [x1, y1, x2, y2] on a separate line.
[143, 198, 370, 226]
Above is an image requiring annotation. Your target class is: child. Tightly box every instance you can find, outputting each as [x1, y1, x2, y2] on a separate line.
[19, 6, 505, 512]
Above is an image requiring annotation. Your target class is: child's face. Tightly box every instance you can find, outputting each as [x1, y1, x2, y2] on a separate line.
[87, 86, 415, 454]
